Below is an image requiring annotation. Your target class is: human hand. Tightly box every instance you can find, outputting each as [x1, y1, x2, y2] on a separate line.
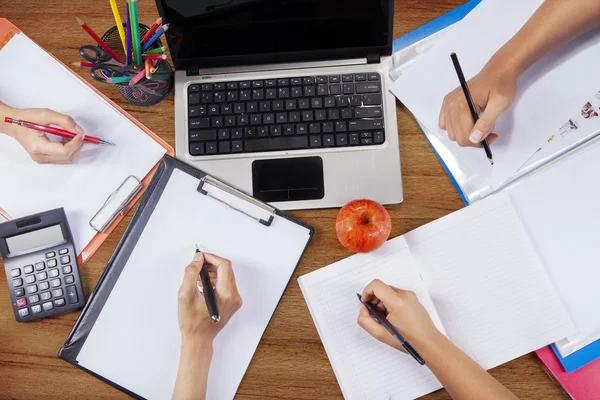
[177, 252, 242, 345]
[357, 279, 441, 353]
[0, 105, 85, 164]
[439, 54, 520, 147]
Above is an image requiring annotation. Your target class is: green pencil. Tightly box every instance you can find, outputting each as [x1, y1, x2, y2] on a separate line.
[145, 46, 166, 55]
[130, 0, 142, 65]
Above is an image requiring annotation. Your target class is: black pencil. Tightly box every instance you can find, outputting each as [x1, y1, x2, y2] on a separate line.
[357, 293, 426, 365]
[196, 245, 220, 323]
[450, 52, 494, 165]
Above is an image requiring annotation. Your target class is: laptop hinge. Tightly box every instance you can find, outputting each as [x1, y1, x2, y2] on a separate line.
[187, 65, 200, 76]
[367, 54, 381, 64]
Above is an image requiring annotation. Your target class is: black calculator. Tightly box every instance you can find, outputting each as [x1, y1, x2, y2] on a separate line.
[0, 208, 85, 322]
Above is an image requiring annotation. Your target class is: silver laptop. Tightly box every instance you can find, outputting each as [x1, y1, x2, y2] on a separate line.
[156, 0, 403, 210]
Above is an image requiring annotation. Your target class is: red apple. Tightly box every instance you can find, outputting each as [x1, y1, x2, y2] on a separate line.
[336, 199, 392, 253]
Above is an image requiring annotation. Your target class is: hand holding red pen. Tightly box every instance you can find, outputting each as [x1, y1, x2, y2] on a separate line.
[0, 103, 85, 164]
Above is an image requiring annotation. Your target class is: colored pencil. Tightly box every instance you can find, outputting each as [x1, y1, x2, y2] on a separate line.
[109, 0, 126, 53]
[75, 16, 124, 64]
[107, 76, 132, 84]
[71, 61, 95, 68]
[130, 0, 142, 65]
[142, 17, 162, 44]
[129, 68, 146, 86]
[141, 23, 169, 53]
[4, 117, 115, 146]
[125, 0, 132, 65]
[145, 59, 152, 79]
[450, 52, 494, 165]
[142, 54, 167, 61]
[144, 46, 166, 55]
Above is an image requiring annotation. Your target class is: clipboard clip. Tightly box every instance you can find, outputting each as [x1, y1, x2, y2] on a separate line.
[89, 175, 143, 233]
[197, 175, 275, 227]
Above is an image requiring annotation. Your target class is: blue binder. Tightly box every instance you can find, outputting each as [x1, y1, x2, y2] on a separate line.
[392, 0, 600, 372]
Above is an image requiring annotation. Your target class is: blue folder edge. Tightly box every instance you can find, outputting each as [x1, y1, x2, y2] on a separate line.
[393, 0, 600, 372]
[393, 0, 482, 206]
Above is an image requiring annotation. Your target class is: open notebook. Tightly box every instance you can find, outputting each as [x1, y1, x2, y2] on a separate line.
[299, 193, 575, 400]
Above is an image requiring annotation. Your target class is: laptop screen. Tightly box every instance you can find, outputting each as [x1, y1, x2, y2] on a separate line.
[155, 0, 393, 70]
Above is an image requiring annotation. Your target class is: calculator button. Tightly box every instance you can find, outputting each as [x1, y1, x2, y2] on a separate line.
[36, 272, 47, 281]
[13, 278, 23, 287]
[11, 269, 21, 278]
[45, 251, 56, 258]
[60, 255, 70, 265]
[42, 302, 54, 311]
[29, 294, 40, 304]
[47, 259, 58, 268]
[25, 275, 35, 284]
[62, 265, 72, 274]
[55, 299, 66, 307]
[67, 285, 79, 304]
[59, 248, 69, 255]
[23, 265, 34, 274]
[18, 308, 30, 317]
[16, 298, 27, 307]
[27, 285, 38, 294]
[31, 305, 42, 314]
[50, 279, 61, 288]
[48, 269, 59, 278]
[52, 288, 64, 297]
[39, 282, 49, 291]
[15, 288, 25, 297]
[65, 275, 75, 284]
[40, 292, 52, 301]
[35, 262, 45, 271]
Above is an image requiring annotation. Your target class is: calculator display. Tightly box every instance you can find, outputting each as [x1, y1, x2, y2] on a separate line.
[6, 224, 64, 255]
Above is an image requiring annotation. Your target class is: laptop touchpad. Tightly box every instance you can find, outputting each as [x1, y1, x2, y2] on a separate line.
[252, 157, 325, 202]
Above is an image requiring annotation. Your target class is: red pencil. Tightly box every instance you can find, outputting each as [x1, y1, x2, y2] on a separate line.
[71, 61, 95, 68]
[141, 17, 162, 44]
[142, 54, 167, 60]
[4, 117, 115, 146]
[75, 16, 125, 64]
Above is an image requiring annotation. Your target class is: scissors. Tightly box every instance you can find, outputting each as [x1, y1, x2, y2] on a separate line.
[89, 64, 132, 84]
[79, 45, 126, 66]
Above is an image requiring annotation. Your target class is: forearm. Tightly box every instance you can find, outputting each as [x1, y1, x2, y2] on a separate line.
[172, 338, 214, 400]
[494, 0, 600, 75]
[417, 332, 517, 400]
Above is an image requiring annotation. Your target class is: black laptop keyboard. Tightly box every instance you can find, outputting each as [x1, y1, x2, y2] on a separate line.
[186, 73, 385, 156]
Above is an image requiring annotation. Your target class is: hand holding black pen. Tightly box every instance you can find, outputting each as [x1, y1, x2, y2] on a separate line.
[195, 245, 220, 323]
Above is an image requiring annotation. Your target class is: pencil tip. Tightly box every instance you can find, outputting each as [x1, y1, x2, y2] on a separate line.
[195, 244, 200, 252]
[75, 16, 83, 25]
[489, 158, 494, 165]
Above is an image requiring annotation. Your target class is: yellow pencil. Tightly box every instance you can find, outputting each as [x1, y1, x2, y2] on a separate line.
[109, 0, 126, 53]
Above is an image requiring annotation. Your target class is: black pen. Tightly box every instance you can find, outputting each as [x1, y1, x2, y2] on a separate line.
[450, 52, 494, 165]
[357, 293, 425, 365]
[196, 245, 220, 323]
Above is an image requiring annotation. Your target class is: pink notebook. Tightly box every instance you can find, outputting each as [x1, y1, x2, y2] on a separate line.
[535, 346, 600, 399]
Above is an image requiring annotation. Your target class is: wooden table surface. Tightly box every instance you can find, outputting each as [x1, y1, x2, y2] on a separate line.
[0, 0, 569, 398]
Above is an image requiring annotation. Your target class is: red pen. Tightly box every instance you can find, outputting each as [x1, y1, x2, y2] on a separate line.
[4, 117, 115, 146]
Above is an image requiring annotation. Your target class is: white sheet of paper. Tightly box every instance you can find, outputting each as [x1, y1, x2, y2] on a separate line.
[300, 193, 575, 399]
[508, 138, 600, 335]
[299, 238, 446, 400]
[0, 33, 166, 252]
[405, 193, 575, 369]
[390, 0, 600, 189]
[75, 169, 312, 400]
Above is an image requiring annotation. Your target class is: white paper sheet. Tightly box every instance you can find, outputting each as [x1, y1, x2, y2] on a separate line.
[300, 194, 575, 399]
[0, 33, 166, 252]
[390, 0, 600, 189]
[76, 169, 312, 400]
[508, 138, 600, 336]
[299, 238, 446, 400]
[405, 193, 575, 369]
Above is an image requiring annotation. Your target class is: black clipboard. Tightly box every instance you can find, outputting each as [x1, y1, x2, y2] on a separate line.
[58, 155, 314, 398]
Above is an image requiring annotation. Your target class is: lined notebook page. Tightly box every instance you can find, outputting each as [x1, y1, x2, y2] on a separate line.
[299, 238, 447, 400]
[405, 193, 576, 369]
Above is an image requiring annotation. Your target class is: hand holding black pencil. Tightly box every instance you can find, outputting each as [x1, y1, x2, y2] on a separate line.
[357, 293, 426, 365]
[450, 52, 494, 165]
[195, 245, 220, 323]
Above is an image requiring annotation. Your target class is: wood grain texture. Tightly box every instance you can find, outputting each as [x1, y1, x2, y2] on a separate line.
[0, 0, 569, 398]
